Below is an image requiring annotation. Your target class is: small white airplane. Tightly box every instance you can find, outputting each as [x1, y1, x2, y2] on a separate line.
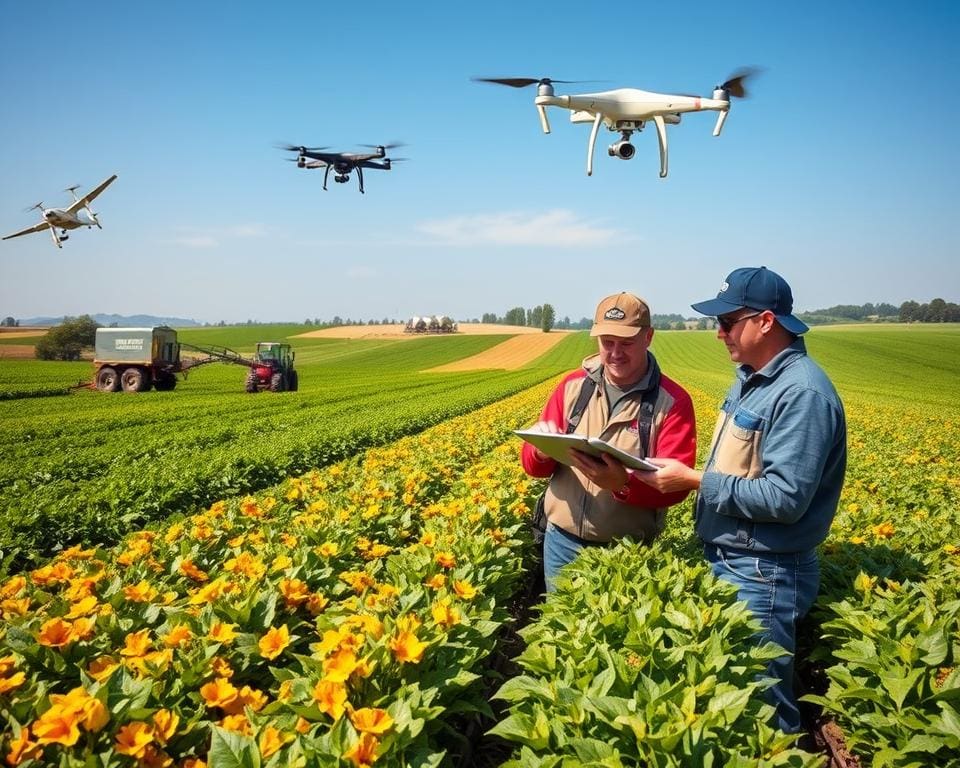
[2, 174, 118, 248]
[474, 69, 759, 178]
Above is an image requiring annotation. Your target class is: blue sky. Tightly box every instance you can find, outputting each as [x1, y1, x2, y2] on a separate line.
[1, 0, 957, 324]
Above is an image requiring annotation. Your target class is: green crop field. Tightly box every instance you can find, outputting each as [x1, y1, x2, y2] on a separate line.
[1, 324, 957, 767]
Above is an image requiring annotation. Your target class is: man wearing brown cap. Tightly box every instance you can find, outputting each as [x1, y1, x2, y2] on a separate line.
[521, 292, 697, 589]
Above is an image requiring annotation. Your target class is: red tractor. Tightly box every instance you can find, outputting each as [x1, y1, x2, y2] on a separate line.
[244, 342, 298, 392]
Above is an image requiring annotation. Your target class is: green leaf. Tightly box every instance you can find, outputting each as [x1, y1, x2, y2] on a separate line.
[493, 675, 556, 704]
[208, 725, 261, 768]
[879, 667, 924, 710]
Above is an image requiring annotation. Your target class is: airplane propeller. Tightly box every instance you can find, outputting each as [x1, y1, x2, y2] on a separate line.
[24, 202, 44, 213]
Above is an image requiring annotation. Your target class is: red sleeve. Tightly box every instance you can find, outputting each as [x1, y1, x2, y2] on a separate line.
[615, 377, 697, 508]
[520, 371, 585, 477]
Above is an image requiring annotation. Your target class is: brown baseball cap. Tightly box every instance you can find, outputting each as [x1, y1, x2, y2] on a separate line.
[590, 292, 651, 337]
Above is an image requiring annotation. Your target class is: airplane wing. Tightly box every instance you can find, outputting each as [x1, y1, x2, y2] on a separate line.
[2, 221, 50, 241]
[66, 174, 118, 214]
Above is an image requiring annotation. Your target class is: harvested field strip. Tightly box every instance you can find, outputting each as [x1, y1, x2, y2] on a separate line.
[426, 332, 569, 371]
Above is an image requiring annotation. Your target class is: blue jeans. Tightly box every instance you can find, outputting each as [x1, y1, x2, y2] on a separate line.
[543, 522, 605, 591]
[705, 544, 820, 734]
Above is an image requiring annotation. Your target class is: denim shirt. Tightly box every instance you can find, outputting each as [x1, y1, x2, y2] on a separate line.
[695, 338, 847, 554]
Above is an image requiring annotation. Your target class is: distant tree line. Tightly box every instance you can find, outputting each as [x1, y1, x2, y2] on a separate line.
[796, 300, 959, 325]
[479, 304, 557, 332]
[898, 299, 960, 323]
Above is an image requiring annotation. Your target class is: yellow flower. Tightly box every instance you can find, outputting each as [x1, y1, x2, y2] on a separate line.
[279, 578, 311, 607]
[5, 726, 42, 765]
[452, 580, 477, 600]
[344, 732, 380, 767]
[435, 552, 456, 569]
[32, 704, 81, 746]
[349, 707, 393, 735]
[944, 543, 959, 556]
[152, 709, 179, 744]
[848, 535, 866, 545]
[388, 631, 427, 664]
[424, 574, 446, 589]
[200, 677, 238, 709]
[163, 625, 193, 648]
[854, 572, 878, 593]
[123, 580, 160, 603]
[259, 725, 289, 758]
[120, 629, 153, 657]
[88, 656, 120, 682]
[307, 593, 330, 615]
[871, 521, 895, 539]
[0, 575, 27, 599]
[271, 554, 294, 572]
[313, 679, 348, 720]
[220, 713, 253, 735]
[0, 670, 26, 694]
[115, 721, 155, 758]
[322, 648, 359, 682]
[224, 685, 268, 715]
[69, 616, 97, 642]
[37, 618, 75, 648]
[208, 621, 238, 644]
[211, 656, 234, 678]
[259, 625, 291, 660]
[431, 598, 460, 629]
[317, 542, 339, 557]
[179, 559, 209, 583]
[65, 595, 99, 618]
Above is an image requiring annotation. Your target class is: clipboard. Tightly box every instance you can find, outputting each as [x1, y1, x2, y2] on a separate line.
[514, 429, 660, 472]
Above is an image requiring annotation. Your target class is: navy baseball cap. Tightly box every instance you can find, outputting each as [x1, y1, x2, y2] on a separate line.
[691, 266, 809, 335]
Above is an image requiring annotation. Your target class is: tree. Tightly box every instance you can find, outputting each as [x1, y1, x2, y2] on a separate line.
[1, 317, 15, 327]
[541, 304, 555, 333]
[34, 315, 100, 361]
[504, 307, 526, 326]
[528, 305, 543, 329]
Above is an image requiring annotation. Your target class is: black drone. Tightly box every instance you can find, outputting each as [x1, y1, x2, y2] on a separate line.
[278, 143, 406, 193]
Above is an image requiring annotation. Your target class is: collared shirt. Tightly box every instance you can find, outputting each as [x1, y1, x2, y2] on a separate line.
[695, 338, 847, 554]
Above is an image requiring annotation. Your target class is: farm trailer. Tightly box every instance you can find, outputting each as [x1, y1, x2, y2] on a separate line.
[92, 327, 298, 393]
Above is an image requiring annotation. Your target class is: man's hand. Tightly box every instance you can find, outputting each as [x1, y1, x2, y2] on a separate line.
[635, 457, 702, 493]
[529, 420, 560, 462]
[569, 450, 629, 492]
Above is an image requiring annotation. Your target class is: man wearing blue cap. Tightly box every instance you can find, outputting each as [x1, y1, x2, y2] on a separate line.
[636, 266, 847, 735]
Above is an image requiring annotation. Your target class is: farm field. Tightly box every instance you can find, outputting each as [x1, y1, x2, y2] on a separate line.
[0, 327, 595, 575]
[0, 324, 958, 767]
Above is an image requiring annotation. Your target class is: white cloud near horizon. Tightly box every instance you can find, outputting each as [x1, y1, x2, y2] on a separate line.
[170, 223, 267, 249]
[415, 210, 631, 247]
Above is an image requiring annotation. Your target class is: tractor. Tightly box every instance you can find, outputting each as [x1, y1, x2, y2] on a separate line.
[244, 342, 298, 392]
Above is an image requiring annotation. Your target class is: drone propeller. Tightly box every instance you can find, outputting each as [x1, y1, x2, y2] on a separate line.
[471, 76, 591, 88]
[276, 143, 330, 153]
[717, 67, 762, 99]
[360, 142, 406, 150]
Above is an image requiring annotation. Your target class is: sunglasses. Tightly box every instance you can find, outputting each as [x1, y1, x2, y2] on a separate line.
[716, 311, 763, 333]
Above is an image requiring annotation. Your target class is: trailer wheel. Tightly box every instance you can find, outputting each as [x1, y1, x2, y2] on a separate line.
[288, 369, 299, 392]
[245, 369, 260, 393]
[270, 372, 284, 392]
[96, 367, 120, 392]
[154, 372, 177, 391]
[120, 367, 148, 393]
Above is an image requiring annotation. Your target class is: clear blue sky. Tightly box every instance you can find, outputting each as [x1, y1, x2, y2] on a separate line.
[1, 0, 957, 324]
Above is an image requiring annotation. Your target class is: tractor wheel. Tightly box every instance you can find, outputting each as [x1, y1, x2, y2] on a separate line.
[288, 369, 299, 392]
[121, 368, 148, 393]
[96, 366, 120, 392]
[154, 372, 177, 391]
[270, 372, 284, 392]
[244, 369, 260, 393]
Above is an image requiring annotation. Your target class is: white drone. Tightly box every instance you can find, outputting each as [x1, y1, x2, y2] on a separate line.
[474, 68, 759, 178]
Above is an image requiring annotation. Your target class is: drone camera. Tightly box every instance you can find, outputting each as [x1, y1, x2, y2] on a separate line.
[608, 141, 636, 160]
